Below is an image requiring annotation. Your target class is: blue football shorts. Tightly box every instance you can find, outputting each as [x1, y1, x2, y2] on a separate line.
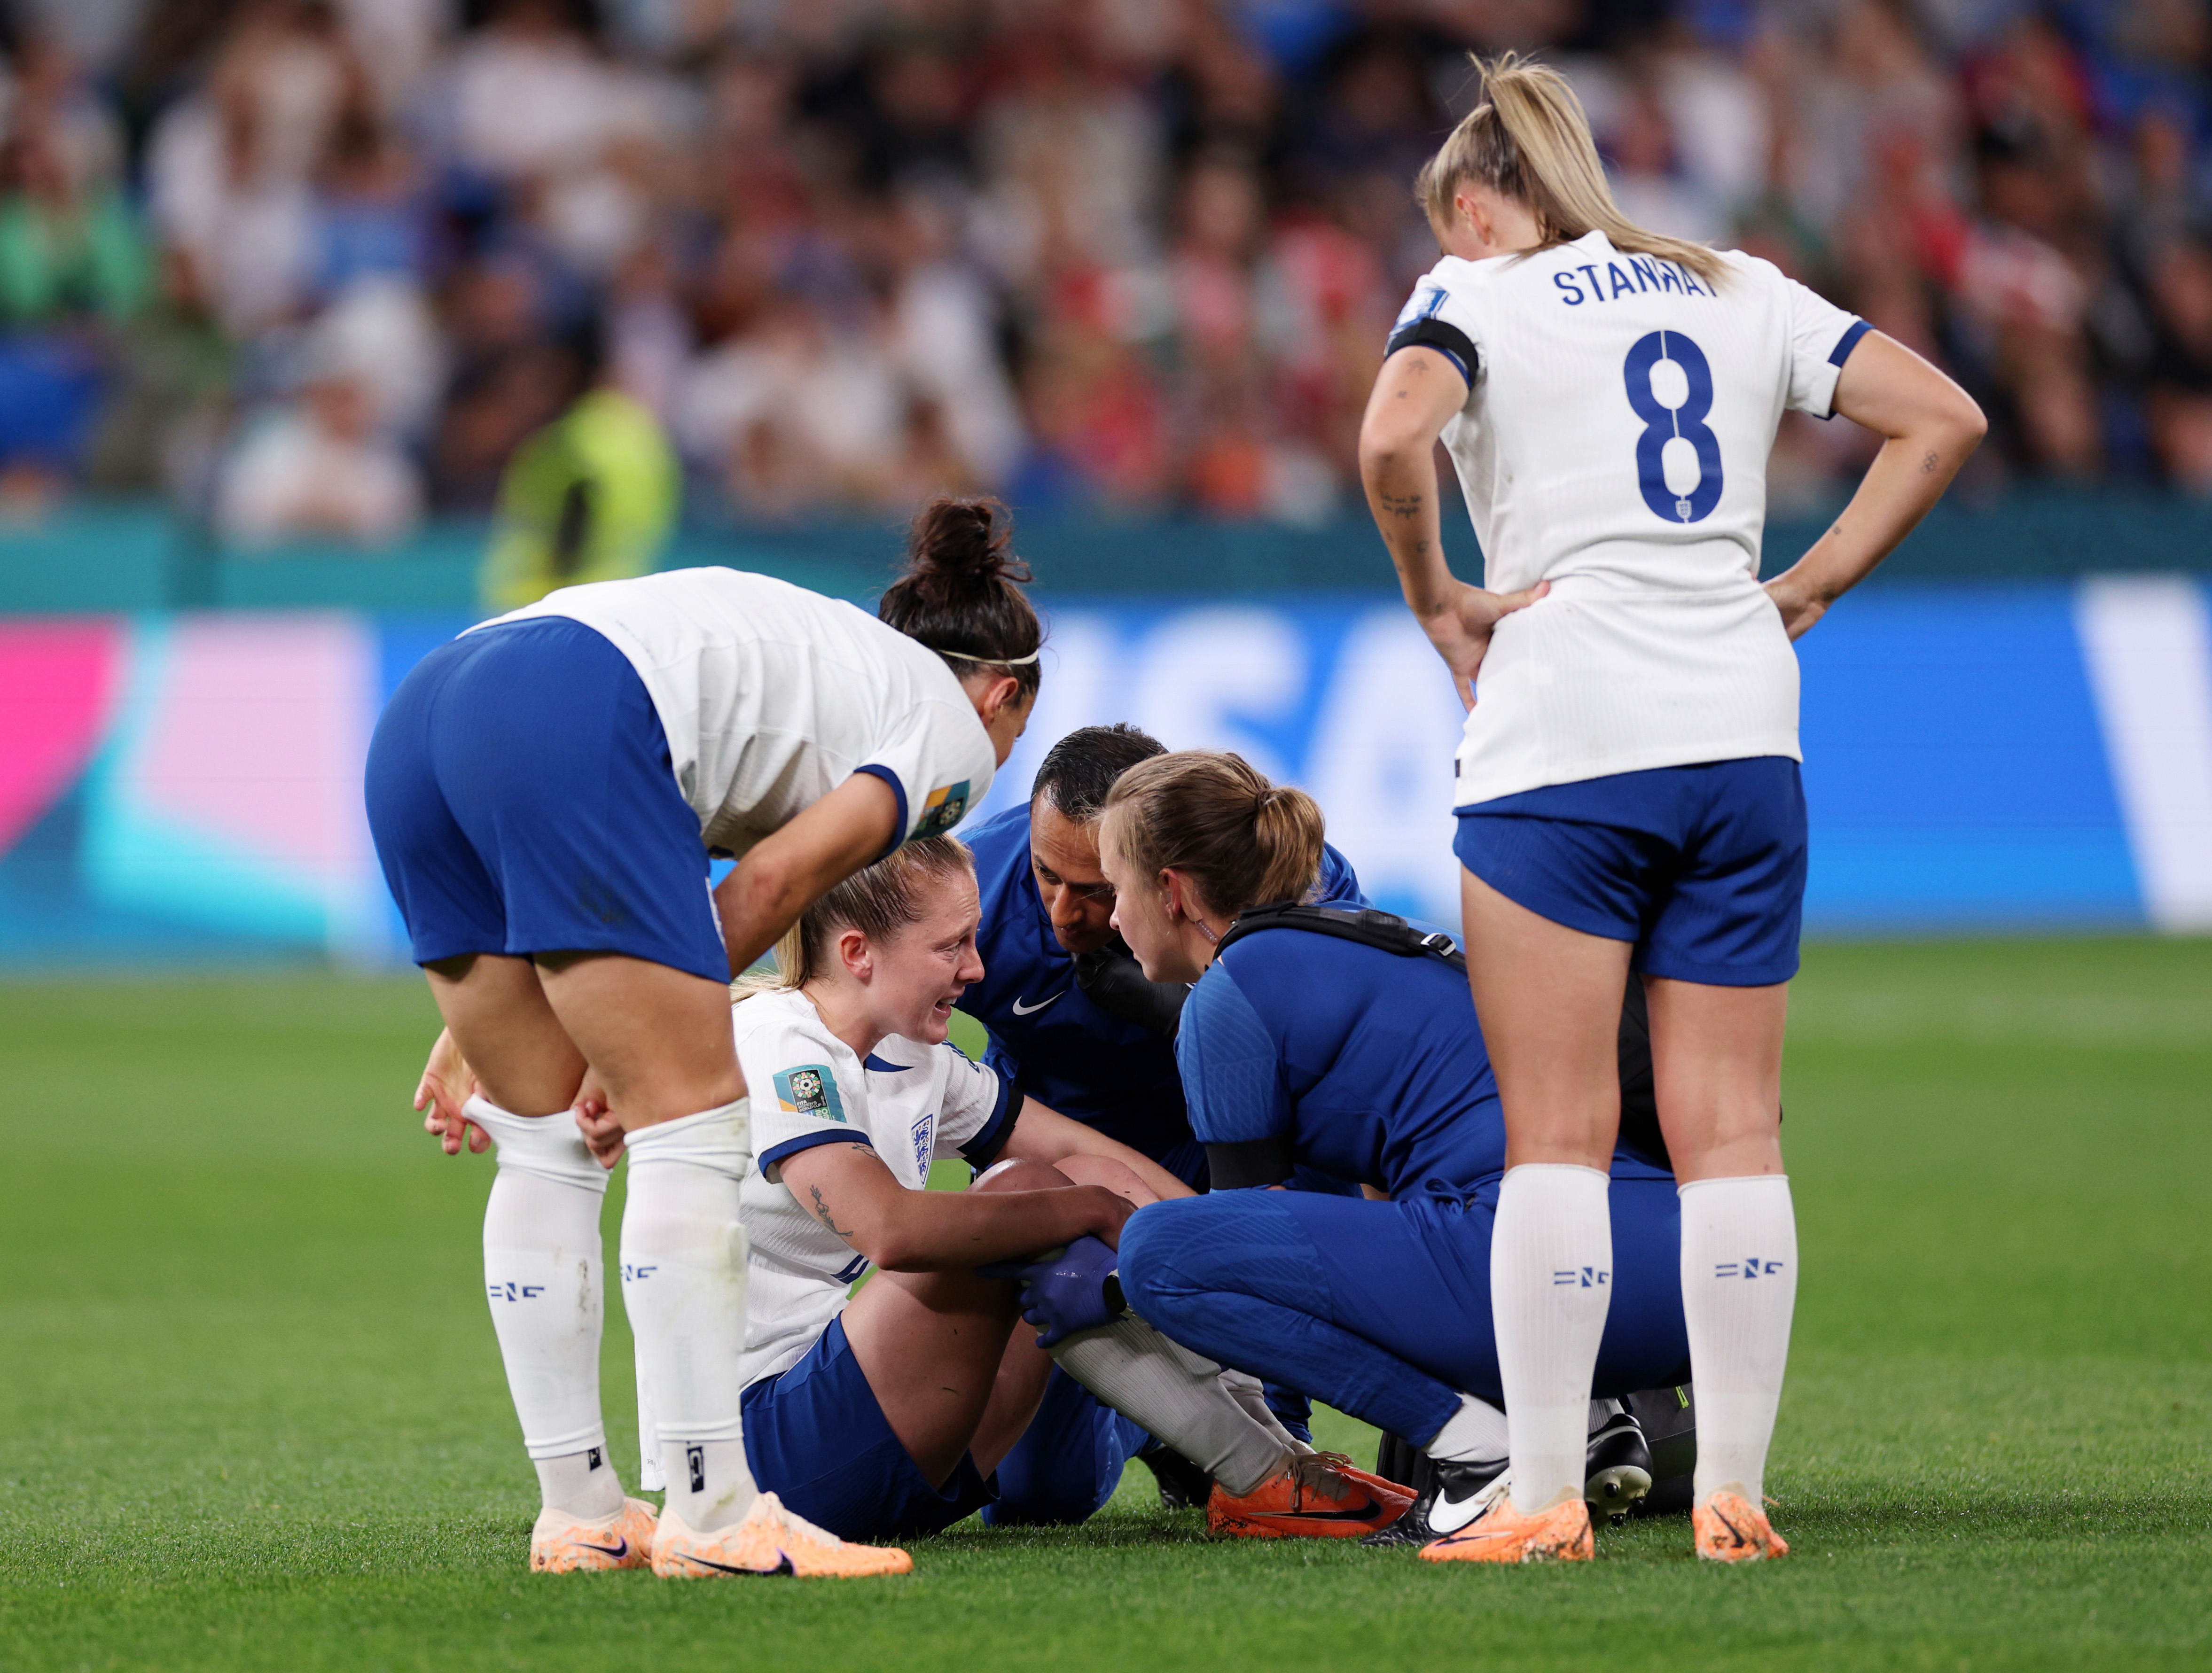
[983, 1364, 1147, 1527]
[363, 616, 729, 982]
[1453, 756, 1808, 987]
[743, 1315, 996, 1541]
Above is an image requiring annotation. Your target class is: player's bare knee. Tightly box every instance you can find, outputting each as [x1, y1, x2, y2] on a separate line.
[1049, 1153, 1156, 1206]
[969, 1157, 1071, 1194]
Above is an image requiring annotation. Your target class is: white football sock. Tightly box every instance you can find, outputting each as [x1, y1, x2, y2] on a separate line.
[1218, 1369, 1313, 1456]
[1491, 1163, 1614, 1513]
[534, 1447, 620, 1517]
[1053, 1319, 1289, 1496]
[1425, 1392, 1511, 1466]
[633, 1343, 664, 1493]
[620, 1099, 757, 1532]
[472, 1096, 622, 1518]
[1679, 1174, 1797, 1505]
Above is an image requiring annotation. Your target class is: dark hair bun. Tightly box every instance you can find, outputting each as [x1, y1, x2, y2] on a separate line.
[880, 496, 1044, 697]
[900, 498, 1033, 602]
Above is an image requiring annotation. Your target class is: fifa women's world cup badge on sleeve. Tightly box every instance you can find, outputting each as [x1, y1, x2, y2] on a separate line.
[913, 781, 971, 839]
[774, 1066, 847, 1123]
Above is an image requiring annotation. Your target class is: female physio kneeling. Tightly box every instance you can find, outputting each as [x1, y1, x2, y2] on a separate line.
[1094, 752, 1691, 1556]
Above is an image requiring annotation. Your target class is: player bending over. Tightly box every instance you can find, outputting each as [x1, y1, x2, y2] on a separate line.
[367, 499, 1039, 1577]
[579, 836, 1413, 1556]
[1072, 751, 1690, 1556]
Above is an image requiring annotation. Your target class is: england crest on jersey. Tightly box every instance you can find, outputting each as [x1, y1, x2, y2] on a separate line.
[911, 1113, 935, 1176]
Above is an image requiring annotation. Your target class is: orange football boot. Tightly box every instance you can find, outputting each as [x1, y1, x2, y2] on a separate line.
[1207, 1452, 1415, 1540]
[1419, 1492, 1595, 1564]
[530, 1497, 658, 1572]
[652, 1491, 912, 1578]
[1693, 1491, 1789, 1563]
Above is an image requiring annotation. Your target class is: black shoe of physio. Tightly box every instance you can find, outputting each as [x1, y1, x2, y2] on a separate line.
[1584, 1406, 1655, 1525]
[1136, 1441, 1215, 1511]
[1360, 1456, 1507, 1547]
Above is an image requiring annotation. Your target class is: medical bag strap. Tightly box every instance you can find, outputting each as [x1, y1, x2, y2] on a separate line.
[1217, 903, 1673, 1173]
[1213, 903, 1468, 973]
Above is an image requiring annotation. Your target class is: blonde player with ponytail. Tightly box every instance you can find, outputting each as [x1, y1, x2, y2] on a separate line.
[1358, 56, 1985, 1564]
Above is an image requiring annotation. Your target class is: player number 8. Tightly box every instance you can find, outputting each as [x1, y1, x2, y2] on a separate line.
[1623, 330, 1723, 524]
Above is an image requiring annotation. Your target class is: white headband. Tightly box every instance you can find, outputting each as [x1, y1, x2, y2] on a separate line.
[938, 646, 1042, 667]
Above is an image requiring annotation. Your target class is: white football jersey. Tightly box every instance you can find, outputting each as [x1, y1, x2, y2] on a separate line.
[1388, 230, 1868, 805]
[732, 988, 1017, 1386]
[487, 568, 998, 856]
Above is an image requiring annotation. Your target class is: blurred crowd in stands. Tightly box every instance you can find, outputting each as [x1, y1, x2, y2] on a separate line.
[0, 0, 2205, 555]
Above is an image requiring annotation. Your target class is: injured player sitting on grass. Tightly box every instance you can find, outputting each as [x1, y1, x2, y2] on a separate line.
[585, 836, 1412, 1557]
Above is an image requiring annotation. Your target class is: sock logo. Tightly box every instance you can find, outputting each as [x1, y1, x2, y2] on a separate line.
[620, 1263, 658, 1283]
[587, 1447, 603, 1471]
[1552, 1267, 1610, 1288]
[687, 1445, 706, 1494]
[486, 1282, 546, 1301]
[1712, 1259, 1786, 1280]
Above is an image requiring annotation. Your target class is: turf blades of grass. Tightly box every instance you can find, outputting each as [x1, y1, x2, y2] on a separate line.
[1, 939, 2207, 1672]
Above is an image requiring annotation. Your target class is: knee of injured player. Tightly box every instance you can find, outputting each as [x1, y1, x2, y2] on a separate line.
[970, 1157, 1072, 1195]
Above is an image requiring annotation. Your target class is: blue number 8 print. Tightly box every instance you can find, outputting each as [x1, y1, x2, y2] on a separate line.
[1622, 331, 1722, 523]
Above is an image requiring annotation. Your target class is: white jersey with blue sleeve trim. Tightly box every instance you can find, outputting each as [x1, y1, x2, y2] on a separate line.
[490, 567, 996, 857]
[1388, 231, 1870, 805]
[732, 987, 1019, 1385]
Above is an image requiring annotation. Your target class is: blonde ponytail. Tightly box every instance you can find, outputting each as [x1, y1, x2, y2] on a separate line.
[1102, 751, 1326, 920]
[1415, 52, 1730, 290]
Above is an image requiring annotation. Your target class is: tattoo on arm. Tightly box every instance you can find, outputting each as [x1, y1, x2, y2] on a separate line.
[1920, 450, 1940, 474]
[809, 1185, 856, 1242]
[1379, 492, 1424, 520]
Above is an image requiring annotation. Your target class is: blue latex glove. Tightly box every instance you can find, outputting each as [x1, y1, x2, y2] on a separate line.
[978, 1235, 1127, 1348]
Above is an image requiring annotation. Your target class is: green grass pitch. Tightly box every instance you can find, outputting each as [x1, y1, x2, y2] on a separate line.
[1, 937, 2207, 1672]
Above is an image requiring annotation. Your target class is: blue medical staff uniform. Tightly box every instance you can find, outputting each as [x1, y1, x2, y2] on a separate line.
[1116, 923, 1691, 1448]
[961, 804, 1367, 1188]
[961, 806, 1365, 1507]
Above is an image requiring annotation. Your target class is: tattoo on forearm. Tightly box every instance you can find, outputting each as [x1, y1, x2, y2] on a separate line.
[1379, 492, 1424, 520]
[809, 1186, 856, 1242]
[1920, 450, 1940, 474]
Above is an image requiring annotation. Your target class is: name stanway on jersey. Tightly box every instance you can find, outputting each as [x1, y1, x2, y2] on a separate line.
[1390, 230, 1869, 806]
[490, 568, 998, 856]
[733, 988, 1019, 1386]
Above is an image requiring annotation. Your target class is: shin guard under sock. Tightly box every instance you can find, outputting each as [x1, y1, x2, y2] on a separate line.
[472, 1097, 621, 1517]
[1491, 1163, 1614, 1513]
[620, 1101, 757, 1531]
[1679, 1174, 1797, 1505]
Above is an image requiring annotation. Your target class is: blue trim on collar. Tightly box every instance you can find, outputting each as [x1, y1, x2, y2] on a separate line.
[863, 1052, 912, 1072]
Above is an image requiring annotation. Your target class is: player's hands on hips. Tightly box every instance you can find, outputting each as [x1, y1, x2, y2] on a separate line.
[1419, 577, 1549, 708]
[1762, 573, 1828, 640]
[415, 1027, 486, 1156]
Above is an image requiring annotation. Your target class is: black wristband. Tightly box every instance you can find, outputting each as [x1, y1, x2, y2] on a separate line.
[1205, 1136, 1296, 1190]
